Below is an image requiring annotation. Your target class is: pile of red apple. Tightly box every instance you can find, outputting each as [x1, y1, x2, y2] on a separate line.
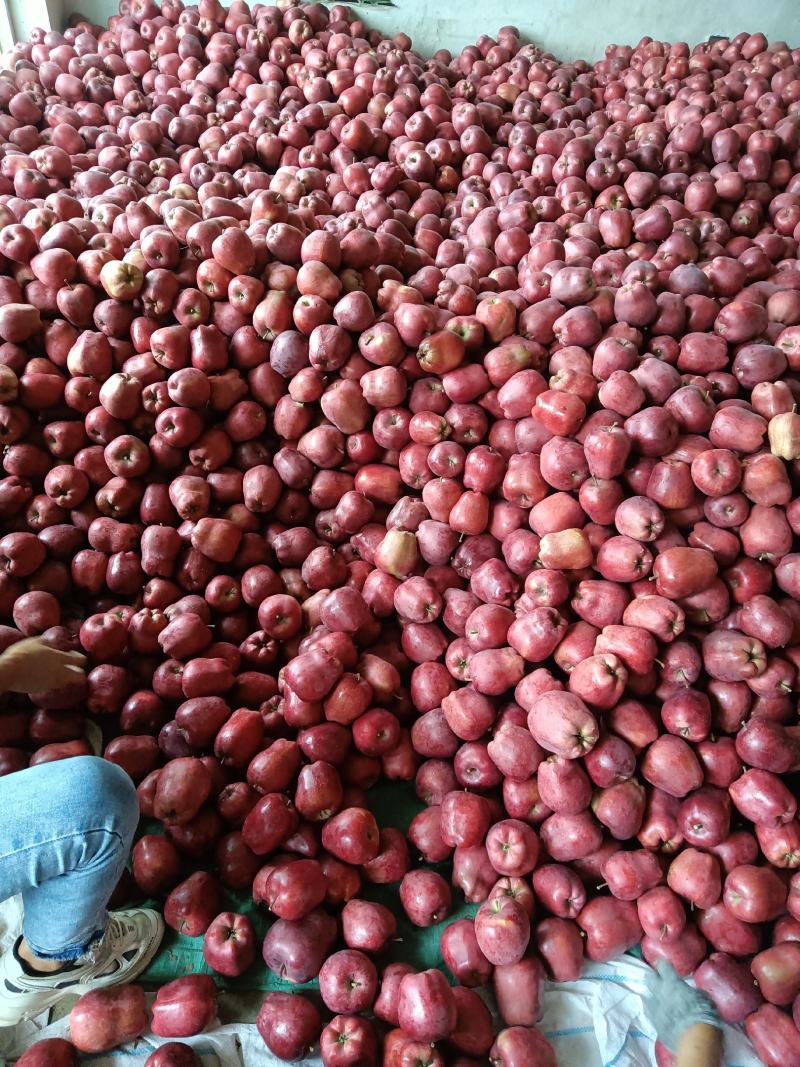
[4, 1, 800, 1065]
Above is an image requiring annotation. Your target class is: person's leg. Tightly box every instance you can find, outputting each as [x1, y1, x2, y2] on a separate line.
[0, 756, 138, 962]
[0, 756, 164, 1025]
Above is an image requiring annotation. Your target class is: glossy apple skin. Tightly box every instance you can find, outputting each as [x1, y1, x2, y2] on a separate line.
[602, 849, 662, 901]
[751, 943, 800, 1005]
[144, 1044, 202, 1067]
[153, 757, 213, 825]
[440, 917, 493, 987]
[667, 848, 722, 911]
[641, 922, 707, 977]
[527, 691, 599, 759]
[532, 863, 587, 918]
[694, 952, 763, 1023]
[474, 895, 531, 965]
[318, 949, 378, 1014]
[724, 865, 788, 924]
[577, 898, 643, 962]
[9, 12, 800, 1048]
[653, 547, 717, 599]
[319, 1014, 378, 1067]
[697, 901, 761, 958]
[202, 912, 256, 977]
[256, 991, 322, 1061]
[746, 1003, 800, 1067]
[16, 1039, 79, 1067]
[374, 963, 414, 1028]
[730, 769, 797, 828]
[397, 969, 457, 1042]
[637, 887, 686, 944]
[493, 956, 545, 1026]
[151, 975, 218, 1038]
[262, 909, 338, 984]
[131, 834, 181, 897]
[69, 986, 148, 1053]
[535, 917, 584, 981]
[489, 1025, 557, 1067]
[263, 859, 329, 921]
[164, 872, 221, 937]
[641, 736, 703, 798]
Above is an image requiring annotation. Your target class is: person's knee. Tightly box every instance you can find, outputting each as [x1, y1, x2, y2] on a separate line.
[72, 756, 139, 845]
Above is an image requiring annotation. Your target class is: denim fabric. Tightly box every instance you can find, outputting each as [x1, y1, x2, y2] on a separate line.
[0, 756, 138, 960]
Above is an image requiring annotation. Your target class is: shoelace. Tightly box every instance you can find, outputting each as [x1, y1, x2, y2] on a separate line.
[80, 917, 124, 968]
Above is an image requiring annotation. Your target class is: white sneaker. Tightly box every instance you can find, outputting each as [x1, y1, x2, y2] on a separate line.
[0, 907, 164, 1026]
[84, 719, 103, 756]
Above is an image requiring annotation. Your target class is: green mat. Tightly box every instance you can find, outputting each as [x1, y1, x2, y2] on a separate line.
[141, 781, 479, 992]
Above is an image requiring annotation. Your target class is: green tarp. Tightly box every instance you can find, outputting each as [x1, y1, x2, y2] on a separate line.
[141, 781, 480, 992]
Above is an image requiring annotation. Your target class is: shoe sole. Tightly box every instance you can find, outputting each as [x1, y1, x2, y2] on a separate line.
[0, 912, 165, 1027]
[0, 985, 76, 1028]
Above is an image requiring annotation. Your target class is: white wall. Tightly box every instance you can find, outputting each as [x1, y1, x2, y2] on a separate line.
[7, 0, 800, 61]
[319, 0, 799, 62]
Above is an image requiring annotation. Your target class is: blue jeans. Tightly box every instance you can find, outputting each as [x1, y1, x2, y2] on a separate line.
[0, 757, 139, 960]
